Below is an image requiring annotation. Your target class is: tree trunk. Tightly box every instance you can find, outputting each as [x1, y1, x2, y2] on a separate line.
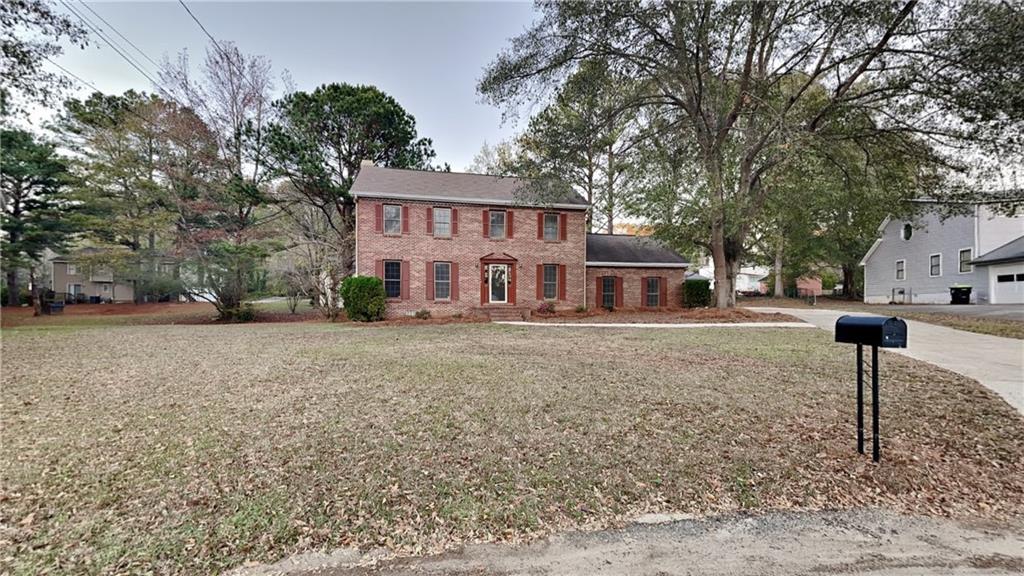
[30, 268, 43, 316]
[606, 141, 615, 233]
[710, 222, 735, 308]
[6, 269, 19, 307]
[842, 264, 857, 300]
[773, 237, 784, 297]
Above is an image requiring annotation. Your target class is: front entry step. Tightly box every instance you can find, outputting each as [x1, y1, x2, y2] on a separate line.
[478, 307, 532, 321]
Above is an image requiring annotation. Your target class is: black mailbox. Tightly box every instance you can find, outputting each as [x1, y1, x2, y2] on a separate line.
[835, 315, 907, 348]
[834, 315, 909, 463]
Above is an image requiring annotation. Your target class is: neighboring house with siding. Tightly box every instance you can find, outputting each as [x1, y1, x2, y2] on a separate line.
[860, 204, 1023, 304]
[50, 250, 180, 303]
[51, 254, 135, 303]
[350, 165, 688, 318]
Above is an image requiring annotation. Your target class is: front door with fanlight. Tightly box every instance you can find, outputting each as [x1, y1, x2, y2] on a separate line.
[488, 264, 508, 304]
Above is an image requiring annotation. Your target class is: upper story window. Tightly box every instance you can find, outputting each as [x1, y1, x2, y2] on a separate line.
[383, 260, 402, 298]
[929, 253, 942, 277]
[901, 223, 913, 241]
[433, 207, 452, 238]
[543, 213, 560, 241]
[489, 210, 506, 239]
[383, 204, 402, 235]
[646, 277, 661, 307]
[959, 248, 973, 273]
[67, 264, 77, 275]
[895, 259, 905, 280]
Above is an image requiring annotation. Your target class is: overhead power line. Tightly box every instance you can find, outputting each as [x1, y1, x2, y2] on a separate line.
[44, 57, 202, 154]
[77, 1, 162, 70]
[59, 0, 162, 89]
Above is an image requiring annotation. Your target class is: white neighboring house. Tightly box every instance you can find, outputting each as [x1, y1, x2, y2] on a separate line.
[860, 204, 1023, 304]
[696, 256, 769, 293]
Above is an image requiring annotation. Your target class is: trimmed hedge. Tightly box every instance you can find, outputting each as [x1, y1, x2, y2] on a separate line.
[340, 276, 386, 322]
[684, 278, 712, 308]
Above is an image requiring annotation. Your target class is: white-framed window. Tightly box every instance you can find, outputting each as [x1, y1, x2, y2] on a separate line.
[543, 213, 559, 241]
[383, 260, 402, 298]
[929, 253, 942, 277]
[433, 207, 452, 238]
[434, 262, 451, 300]
[542, 264, 558, 299]
[901, 223, 913, 241]
[958, 248, 973, 274]
[602, 276, 616, 308]
[489, 210, 506, 239]
[895, 259, 905, 280]
[67, 264, 77, 275]
[383, 204, 402, 235]
[102, 284, 110, 292]
[646, 277, 661, 307]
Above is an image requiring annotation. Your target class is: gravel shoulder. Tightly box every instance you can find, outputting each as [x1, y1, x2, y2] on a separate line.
[242, 509, 1024, 576]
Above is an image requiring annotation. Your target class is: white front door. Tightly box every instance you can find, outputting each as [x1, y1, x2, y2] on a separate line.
[488, 264, 508, 304]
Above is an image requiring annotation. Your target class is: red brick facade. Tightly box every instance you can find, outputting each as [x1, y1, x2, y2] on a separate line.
[356, 198, 588, 317]
[585, 266, 686, 310]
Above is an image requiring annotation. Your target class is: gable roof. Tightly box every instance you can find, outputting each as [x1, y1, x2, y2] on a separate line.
[350, 166, 588, 209]
[972, 235, 1024, 266]
[586, 233, 689, 268]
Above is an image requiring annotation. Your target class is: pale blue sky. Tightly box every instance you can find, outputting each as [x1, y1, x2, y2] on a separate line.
[48, 1, 538, 170]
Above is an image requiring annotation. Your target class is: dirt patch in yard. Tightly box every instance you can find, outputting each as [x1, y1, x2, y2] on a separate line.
[2, 323, 1022, 574]
[533, 306, 799, 324]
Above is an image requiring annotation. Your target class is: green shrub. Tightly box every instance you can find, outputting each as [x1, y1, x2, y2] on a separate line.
[575, 305, 587, 313]
[414, 308, 431, 320]
[684, 279, 712, 308]
[235, 303, 257, 322]
[340, 275, 386, 322]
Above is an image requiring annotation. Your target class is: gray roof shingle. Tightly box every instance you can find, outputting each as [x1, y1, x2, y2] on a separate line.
[350, 166, 588, 209]
[586, 233, 689, 267]
[972, 235, 1024, 266]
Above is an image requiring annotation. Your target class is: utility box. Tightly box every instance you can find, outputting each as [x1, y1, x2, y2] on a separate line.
[835, 315, 907, 348]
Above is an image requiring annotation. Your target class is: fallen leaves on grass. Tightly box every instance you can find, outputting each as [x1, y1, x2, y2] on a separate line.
[1, 323, 1021, 575]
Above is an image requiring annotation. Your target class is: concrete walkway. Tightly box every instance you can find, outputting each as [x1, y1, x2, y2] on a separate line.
[755, 307, 1024, 415]
[495, 320, 814, 329]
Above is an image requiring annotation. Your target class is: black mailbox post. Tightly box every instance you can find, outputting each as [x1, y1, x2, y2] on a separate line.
[835, 315, 907, 463]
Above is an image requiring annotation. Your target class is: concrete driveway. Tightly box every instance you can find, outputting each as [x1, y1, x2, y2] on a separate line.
[878, 304, 1024, 321]
[755, 307, 1024, 415]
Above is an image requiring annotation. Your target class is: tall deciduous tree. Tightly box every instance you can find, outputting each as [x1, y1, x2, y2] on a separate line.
[160, 43, 277, 318]
[267, 83, 436, 318]
[1, 129, 74, 310]
[480, 1, 1024, 307]
[510, 59, 641, 232]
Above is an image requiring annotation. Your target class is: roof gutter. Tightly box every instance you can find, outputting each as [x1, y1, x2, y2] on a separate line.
[586, 261, 689, 268]
[352, 191, 589, 211]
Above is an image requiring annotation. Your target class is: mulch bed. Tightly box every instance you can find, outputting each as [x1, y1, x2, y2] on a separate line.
[532, 307, 801, 324]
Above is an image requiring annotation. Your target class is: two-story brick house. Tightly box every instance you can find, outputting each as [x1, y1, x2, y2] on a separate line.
[351, 165, 688, 318]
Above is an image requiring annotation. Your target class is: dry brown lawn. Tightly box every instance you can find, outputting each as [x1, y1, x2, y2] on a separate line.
[2, 320, 1023, 575]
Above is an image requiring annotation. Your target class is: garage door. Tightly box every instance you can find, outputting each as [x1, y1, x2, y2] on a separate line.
[992, 265, 1024, 304]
